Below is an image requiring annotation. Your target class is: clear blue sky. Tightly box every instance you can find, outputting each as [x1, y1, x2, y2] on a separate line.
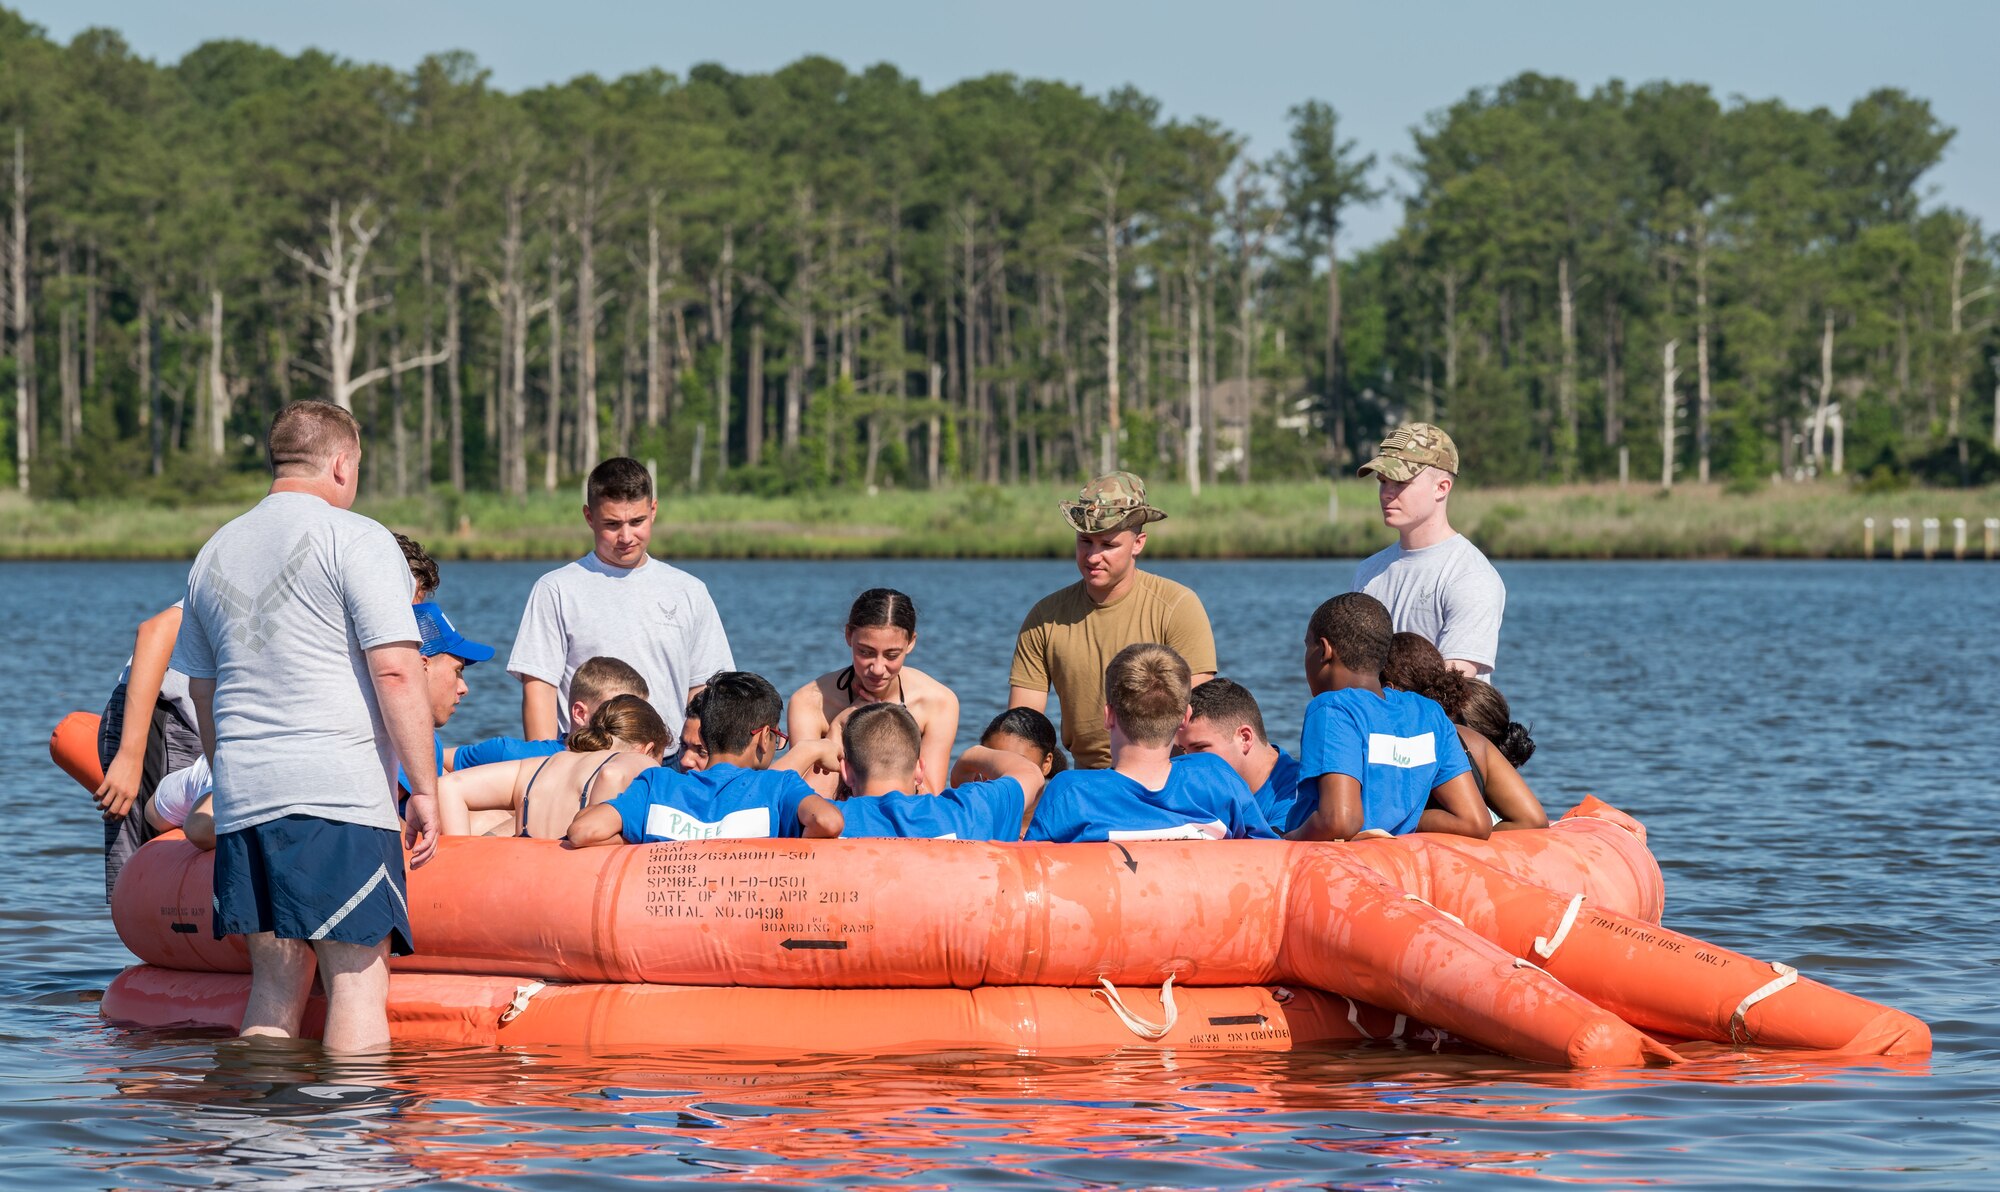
[20, 0, 1999, 246]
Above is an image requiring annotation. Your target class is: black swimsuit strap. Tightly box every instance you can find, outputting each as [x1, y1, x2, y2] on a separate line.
[579, 752, 622, 810]
[518, 753, 559, 839]
[832, 665, 906, 709]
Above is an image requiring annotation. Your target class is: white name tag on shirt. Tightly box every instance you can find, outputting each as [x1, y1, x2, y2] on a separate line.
[1367, 732, 1436, 769]
[645, 805, 773, 841]
[1108, 821, 1228, 842]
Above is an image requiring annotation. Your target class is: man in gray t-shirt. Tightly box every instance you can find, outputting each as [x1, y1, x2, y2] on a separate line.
[508, 456, 733, 741]
[1353, 423, 1506, 678]
[171, 400, 440, 1054]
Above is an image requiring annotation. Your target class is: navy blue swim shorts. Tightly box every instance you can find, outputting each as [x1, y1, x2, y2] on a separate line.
[212, 814, 414, 956]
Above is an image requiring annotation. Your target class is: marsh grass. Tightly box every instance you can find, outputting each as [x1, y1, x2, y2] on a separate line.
[1, 481, 1994, 561]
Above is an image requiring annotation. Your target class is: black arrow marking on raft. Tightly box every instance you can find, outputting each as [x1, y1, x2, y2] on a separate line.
[780, 938, 848, 951]
[1207, 1014, 1269, 1028]
[1113, 843, 1138, 873]
[170, 922, 198, 934]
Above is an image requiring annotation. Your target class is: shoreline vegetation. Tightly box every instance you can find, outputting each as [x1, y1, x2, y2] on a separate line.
[2, 481, 1994, 562]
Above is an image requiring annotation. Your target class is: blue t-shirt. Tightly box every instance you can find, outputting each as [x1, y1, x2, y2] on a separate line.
[396, 734, 446, 800]
[1298, 688, 1472, 836]
[606, 762, 816, 842]
[840, 779, 1027, 841]
[1025, 751, 1275, 842]
[453, 733, 566, 770]
[1253, 748, 1311, 836]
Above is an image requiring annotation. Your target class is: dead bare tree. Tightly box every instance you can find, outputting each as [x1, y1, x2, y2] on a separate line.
[280, 198, 452, 411]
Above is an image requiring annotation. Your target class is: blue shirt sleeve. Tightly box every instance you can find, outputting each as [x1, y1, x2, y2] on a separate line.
[1023, 774, 1080, 842]
[955, 778, 1026, 841]
[1299, 694, 1366, 782]
[605, 775, 659, 843]
[770, 769, 815, 837]
[454, 735, 564, 770]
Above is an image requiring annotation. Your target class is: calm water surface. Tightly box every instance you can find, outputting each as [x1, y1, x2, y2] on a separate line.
[3, 557, 1995, 1188]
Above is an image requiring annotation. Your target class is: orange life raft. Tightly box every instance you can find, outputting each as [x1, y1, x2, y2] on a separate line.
[57, 711, 1927, 1066]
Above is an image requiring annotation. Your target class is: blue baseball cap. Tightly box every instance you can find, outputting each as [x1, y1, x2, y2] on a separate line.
[413, 602, 495, 664]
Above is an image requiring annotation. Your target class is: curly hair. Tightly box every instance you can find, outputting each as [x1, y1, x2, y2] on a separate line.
[1382, 631, 1534, 767]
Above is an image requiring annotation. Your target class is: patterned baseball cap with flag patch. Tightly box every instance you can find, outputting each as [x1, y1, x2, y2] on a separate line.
[1060, 471, 1168, 534]
[1358, 423, 1460, 483]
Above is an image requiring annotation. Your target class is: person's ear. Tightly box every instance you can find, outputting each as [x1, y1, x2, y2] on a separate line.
[912, 758, 929, 794]
[1130, 531, 1147, 557]
[1103, 704, 1115, 734]
[1237, 724, 1256, 755]
[838, 755, 856, 791]
[569, 700, 589, 728]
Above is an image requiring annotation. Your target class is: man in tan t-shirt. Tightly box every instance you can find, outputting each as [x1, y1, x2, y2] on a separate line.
[1008, 472, 1217, 769]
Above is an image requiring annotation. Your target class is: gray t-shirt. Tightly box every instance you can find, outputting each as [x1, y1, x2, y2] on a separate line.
[507, 553, 734, 736]
[115, 599, 199, 730]
[171, 492, 419, 835]
[1354, 533, 1506, 675]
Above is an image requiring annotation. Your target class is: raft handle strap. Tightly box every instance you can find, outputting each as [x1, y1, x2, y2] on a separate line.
[1534, 894, 1586, 960]
[500, 980, 547, 1024]
[1729, 962, 1799, 1044]
[1401, 892, 1466, 928]
[1344, 997, 1372, 1040]
[1097, 975, 1178, 1041]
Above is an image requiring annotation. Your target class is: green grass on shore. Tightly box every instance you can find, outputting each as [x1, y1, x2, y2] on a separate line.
[1, 480, 1995, 561]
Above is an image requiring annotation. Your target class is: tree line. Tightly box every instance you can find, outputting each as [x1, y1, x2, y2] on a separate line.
[1, 8, 1995, 503]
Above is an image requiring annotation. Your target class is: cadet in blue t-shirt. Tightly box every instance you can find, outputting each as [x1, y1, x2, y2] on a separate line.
[1025, 643, 1275, 842]
[447, 655, 648, 770]
[812, 703, 1049, 840]
[1176, 677, 1310, 835]
[567, 671, 840, 844]
[396, 602, 495, 803]
[1292, 593, 1487, 841]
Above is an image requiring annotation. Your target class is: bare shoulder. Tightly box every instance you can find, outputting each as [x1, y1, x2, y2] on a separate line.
[899, 666, 960, 718]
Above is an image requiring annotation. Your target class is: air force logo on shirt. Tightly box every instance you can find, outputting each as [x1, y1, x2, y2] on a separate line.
[644, 804, 772, 841]
[1367, 732, 1437, 768]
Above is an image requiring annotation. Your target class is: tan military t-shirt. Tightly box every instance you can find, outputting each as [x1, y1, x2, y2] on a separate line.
[1009, 570, 1218, 769]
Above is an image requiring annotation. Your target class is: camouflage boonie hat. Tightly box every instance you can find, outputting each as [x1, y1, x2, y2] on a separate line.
[1358, 423, 1460, 482]
[1060, 471, 1168, 534]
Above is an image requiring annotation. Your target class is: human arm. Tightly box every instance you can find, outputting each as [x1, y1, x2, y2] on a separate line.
[367, 642, 441, 865]
[775, 737, 842, 798]
[182, 794, 216, 851]
[1006, 686, 1048, 713]
[1285, 773, 1365, 841]
[797, 794, 843, 839]
[95, 604, 184, 819]
[1459, 727, 1546, 831]
[917, 684, 960, 791]
[189, 678, 218, 763]
[437, 758, 529, 836]
[1417, 770, 1492, 839]
[785, 682, 830, 750]
[565, 801, 626, 847]
[1164, 589, 1220, 685]
[521, 677, 560, 742]
[1006, 607, 1051, 713]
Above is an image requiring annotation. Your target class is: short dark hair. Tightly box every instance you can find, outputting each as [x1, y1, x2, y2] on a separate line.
[267, 400, 360, 476]
[1186, 677, 1268, 744]
[1382, 631, 1447, 694]
[1104, 642, 1191, 747]
[841, 702, 922, 784]
[1308, 592, 1392, 674]
[394, 533, 440, 600]
[586, 456, 653, 507]
[981, 706, 1065, 772]
[698, 671, 783, 756]
[570, 656, 649, 707]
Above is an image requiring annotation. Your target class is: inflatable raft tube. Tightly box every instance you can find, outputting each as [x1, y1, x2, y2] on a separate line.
[104, 966, 1443, 1055]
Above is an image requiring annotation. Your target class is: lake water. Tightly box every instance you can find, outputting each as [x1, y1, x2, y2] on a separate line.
[3, 557, 1996, 1187]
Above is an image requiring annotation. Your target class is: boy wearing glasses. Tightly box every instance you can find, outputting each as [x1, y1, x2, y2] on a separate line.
[567, 672, 841, 843]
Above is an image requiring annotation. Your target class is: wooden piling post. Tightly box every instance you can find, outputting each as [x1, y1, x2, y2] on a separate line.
[1863, 517, 1875, 558]
[1892, 518, 1910, 560]
[1986, 518, 1998, 561]
[1953, 518, 1968, 561]
[1922, 518, 1940, 560]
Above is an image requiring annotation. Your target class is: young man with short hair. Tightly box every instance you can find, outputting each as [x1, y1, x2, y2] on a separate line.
[449, 656, 648, 770]
[1355, 423, 1506, 679]
[509, 457, 732, 743]
[1026, 643, 1270, 842]
[567, 672, 841, 844]
[173, 400, 440, 1053]
[1009, 472, 1217, 770]
[815, 703, 1049, 841]
[1291, 592, 1489, 842]
[396, 603, 495, 799]
[1176, 677, 1309, 836]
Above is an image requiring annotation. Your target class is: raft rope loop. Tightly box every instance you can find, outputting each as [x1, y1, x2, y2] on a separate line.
[499, 980, 547, 1024]
[1534, 894, 1586, 960]
[1096, 974, 1179, 1041]
[1344, 997, 1372, 1039]
[1400, 892, 1466, 928]
[1729, 961, 1800, 1044]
